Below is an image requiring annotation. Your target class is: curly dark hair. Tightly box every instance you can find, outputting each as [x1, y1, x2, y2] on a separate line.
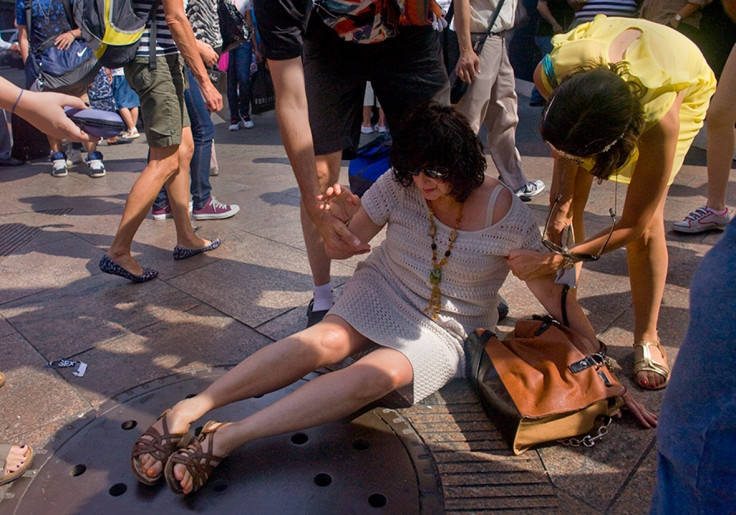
[540, 63, 645, 181]
[390, 101, 486, 202]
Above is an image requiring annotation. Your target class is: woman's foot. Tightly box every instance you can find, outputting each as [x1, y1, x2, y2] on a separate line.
[166, 421, 231, 495]
[131, 409, 190, 484]
[633, 340, 670, 390]
[1, 444, 34, 486]
[173, 239, 222, 260]
[100, 254, 158, 283]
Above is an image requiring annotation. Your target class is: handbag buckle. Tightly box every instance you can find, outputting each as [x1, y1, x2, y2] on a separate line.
[569, 352, 606, 374]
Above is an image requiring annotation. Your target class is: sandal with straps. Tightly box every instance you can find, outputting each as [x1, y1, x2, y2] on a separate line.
[164, 420, 226, 495]
[633, 340, 670, 390]
[131, 409, 188, 485]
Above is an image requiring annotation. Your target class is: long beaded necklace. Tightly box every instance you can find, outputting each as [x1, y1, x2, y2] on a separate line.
[425, 202, 465, 320]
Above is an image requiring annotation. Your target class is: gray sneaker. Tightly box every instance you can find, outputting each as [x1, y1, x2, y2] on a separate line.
[672, 206, 731, 233]
[514, 180, 545, 201]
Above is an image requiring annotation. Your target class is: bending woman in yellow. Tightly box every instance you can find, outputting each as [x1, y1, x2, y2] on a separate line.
[507, 15, 716, 390]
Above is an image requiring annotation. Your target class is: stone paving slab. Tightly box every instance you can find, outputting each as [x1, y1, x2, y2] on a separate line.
[0, 76, 733, 512]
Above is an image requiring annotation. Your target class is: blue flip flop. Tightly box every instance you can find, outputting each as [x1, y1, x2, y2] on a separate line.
[172, 239, 222, 260]
[99, 255, 158, 283]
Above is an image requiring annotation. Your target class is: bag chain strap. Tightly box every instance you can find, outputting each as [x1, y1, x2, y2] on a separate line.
[557, 416, 613, 448]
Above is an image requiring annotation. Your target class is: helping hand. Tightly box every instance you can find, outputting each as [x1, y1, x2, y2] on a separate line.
[507, 249, 561, 281]
[317, 183, 360, 224]
[620, 391, 658, 429]
[316, 184, 370, 259]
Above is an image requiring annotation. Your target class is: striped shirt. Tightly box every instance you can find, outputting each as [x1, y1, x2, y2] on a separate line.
[573, 0, 639, 27]
[133, 0, 179, 57]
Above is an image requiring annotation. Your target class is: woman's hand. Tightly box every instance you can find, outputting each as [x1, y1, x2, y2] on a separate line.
[507, 249, 563, 281]
[620, 391, 658, 429]
[14, 90, 99, 142]
[54, 31, 76, 51]
[196, 41, 219, 68]
[317, 183, 361, 225]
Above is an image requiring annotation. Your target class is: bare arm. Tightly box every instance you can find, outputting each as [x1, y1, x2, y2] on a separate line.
[453, 0, 480, 83]
[195, 40, 219, 68]
[525, 276, 658, 427]
[268, 56, 370, 256]
[0, 77, 97, 142]
[162, 0, 222, 111]
[509, 91, 683, 281]
[245, 10, 261, 61]
[537, 0, 564, 33]
[16, 24, 29, 63]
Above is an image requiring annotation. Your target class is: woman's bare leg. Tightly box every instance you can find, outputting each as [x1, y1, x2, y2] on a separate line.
[628, 192, 669, 388]
[705, 43, 736, 212]
[106, 145, 179, 275]
[172, 345, 413, 494]
[166, 126, 209, 249]
[136, 315, 381, 477]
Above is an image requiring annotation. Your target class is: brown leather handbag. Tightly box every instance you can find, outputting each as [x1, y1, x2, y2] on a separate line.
[464, 287, 626, 454]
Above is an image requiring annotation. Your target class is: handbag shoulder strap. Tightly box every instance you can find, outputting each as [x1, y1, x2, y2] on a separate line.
[476, 0, 506, 47]
[60, 0, 75, 29]
[560, 284, 570, 327]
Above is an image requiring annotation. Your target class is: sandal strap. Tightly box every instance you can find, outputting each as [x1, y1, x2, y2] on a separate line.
[634, 340, 670, 380]
[131, 410, 185, 462]
[168, 421, 224, 493]
[0, 443, 11, 471]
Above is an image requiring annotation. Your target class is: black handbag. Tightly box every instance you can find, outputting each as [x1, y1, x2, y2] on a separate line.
[444, 0, 505, 104]
[217, 0, 249, 54]
[250, 63, 275, 115]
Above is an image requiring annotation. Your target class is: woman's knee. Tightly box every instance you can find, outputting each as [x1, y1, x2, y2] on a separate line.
[302, 324, 356, 364]
[348, 358, 412, 401]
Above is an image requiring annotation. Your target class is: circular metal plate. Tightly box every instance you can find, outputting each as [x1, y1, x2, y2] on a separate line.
[3, 367, 442, 514]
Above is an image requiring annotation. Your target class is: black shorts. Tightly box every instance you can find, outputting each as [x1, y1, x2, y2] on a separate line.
[303, 15, 450, 156]
[253, 0, 311, 61]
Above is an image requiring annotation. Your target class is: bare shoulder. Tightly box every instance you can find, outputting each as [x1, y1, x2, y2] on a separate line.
[462, 177, 513, 230]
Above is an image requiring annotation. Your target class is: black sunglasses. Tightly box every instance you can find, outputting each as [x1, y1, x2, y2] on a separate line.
[542, 194, 616, 262]
[407, 168, 449, 179]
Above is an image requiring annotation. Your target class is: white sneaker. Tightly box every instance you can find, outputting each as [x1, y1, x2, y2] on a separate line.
[374, 124, 388, 133]
[360, 125, 374, 134]
[228, 117, 241, 131]
[125, 127, 140, 138]
[241, 115, 254, 129]
[514, 180, 545, 201]
[50, 151, 68, 177]
[672, 206, 731, 233]
[86, 151, 106, 178]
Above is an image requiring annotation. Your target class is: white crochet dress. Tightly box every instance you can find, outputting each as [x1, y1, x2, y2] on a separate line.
[330, 172, 544, 404]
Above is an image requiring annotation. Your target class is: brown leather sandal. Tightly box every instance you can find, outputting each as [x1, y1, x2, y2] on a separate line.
[164, 420, 225, 495]
[131, 409, 188, 485]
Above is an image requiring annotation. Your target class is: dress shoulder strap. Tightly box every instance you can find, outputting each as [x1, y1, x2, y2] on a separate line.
[485, 183, 506, 227]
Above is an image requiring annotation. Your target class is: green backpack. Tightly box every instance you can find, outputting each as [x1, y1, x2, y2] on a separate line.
[78, 0, 160, 69]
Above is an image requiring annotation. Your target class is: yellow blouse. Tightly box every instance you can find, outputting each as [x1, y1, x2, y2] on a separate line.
[542, 15, 716, 184]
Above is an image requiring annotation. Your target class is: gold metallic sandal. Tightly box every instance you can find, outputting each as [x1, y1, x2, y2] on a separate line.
[633, 340, 670, 390]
